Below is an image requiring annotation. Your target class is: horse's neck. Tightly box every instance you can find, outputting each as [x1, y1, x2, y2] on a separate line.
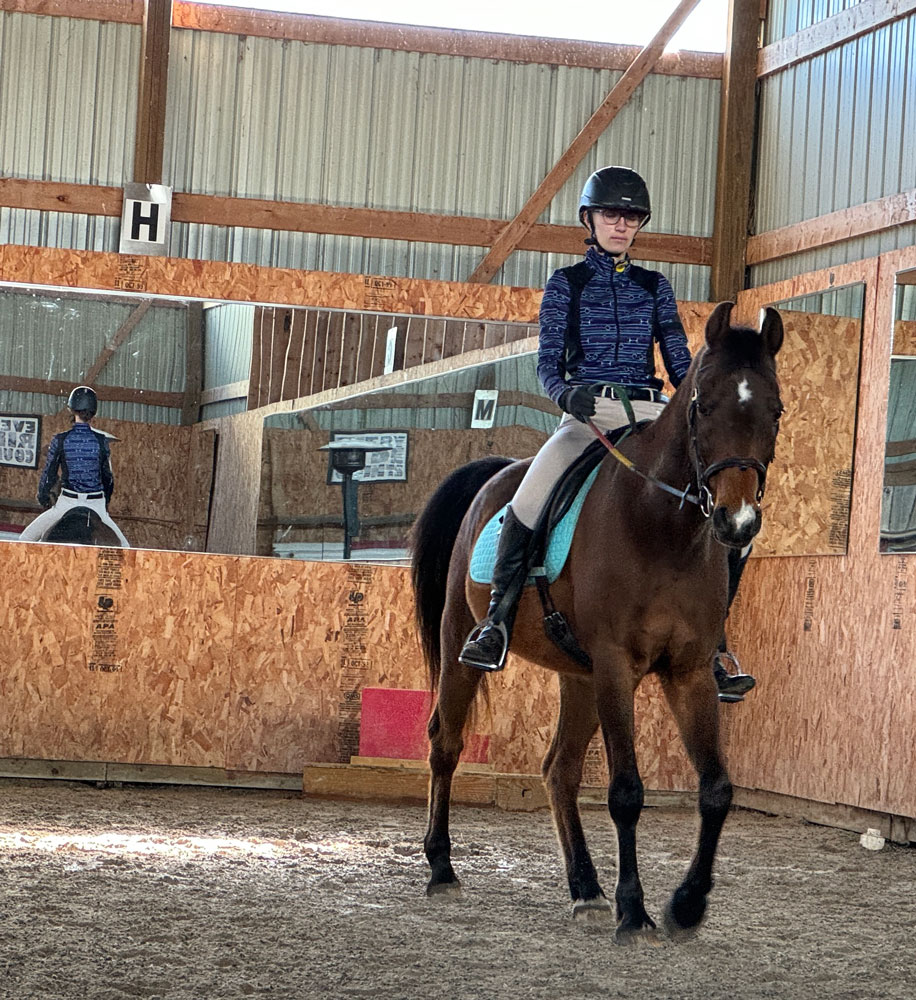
[633, 382, 694, 489]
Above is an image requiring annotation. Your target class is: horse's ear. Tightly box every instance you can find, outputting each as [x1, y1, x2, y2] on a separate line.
[760, 307, 784, 356]
[705, 301, 735, 349]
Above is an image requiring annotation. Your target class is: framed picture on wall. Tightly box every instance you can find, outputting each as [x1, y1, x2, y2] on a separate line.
[0, 414, 42, 469]
[327, 430, 409, 483]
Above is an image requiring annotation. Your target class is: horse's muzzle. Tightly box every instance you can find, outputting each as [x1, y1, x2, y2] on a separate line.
[711, 503, 761, 548]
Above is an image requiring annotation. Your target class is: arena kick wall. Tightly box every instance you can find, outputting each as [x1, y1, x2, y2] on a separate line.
[0, 243, 914, 843]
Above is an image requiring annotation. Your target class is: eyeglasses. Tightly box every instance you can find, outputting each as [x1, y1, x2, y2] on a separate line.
[592, 208, 645, 227]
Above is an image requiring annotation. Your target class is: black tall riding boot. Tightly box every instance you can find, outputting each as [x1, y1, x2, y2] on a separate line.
[459, 506, 533, 672]
[714, 545, 756, 703]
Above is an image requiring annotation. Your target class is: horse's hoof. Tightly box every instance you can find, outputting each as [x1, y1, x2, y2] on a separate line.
[663, 890, 707, 939]
[614, 911, 658, 945]
[615, 924, 661, 947]
[426, 879, 462, 899]
[572, 897, 614, 924]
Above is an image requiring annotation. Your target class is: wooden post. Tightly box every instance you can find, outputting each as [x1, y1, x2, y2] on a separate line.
[709, 0, 762, 302]
[134, 0, 173, 184]
[182, 302, 204, 426]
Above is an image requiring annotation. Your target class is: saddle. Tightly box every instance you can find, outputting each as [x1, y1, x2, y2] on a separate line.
[470, 420, 651, 668]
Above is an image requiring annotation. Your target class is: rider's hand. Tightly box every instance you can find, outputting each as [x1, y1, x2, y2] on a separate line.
[36, 493, 51, 509]
[560, 385, 599, 423]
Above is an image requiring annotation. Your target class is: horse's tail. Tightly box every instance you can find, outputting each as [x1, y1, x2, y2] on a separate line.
[410, 456, 514, 691]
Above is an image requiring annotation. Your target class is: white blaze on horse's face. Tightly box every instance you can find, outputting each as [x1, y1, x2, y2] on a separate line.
[736, 378, 752, 404]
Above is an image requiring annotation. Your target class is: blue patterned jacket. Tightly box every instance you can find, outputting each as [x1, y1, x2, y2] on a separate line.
[537, 247, 692, 406]
[37, 423, 114, 507]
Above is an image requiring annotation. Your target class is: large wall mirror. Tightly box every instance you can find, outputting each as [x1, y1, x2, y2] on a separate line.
[762, 283, 865, 555]
[0, 280, 536, 555]
[258, 352, 550, 561]
[881, 267, 916, 552]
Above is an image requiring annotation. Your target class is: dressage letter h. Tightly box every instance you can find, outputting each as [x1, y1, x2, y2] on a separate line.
[130, 201, 161, 242]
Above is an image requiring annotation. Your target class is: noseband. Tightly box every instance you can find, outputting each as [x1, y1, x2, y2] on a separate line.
[688, 387, 768, 518]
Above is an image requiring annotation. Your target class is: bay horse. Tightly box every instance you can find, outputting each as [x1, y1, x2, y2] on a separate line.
[410, 302, 784, 941]
[41, 507, 123, 547]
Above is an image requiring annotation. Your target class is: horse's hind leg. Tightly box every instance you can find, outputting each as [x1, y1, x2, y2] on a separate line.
[542, 675, 612, 922]
[424, 609, 483, 897]
[659, 668, 733, 938]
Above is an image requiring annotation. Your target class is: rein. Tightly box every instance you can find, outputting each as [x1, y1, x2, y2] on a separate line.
[587, 383, 770, 517]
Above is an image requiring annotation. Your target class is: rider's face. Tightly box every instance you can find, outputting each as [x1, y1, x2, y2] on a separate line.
[590, 209, 641, 258]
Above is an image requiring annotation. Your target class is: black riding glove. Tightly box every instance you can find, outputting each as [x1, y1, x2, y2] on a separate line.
[560, 385, 599, 423]
[37, 492, 51, 509]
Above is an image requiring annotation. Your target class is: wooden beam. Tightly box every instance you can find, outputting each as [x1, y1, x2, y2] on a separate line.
[466, 0, 703, 285]
[173, 3, 722, 78]
[0, 373, 182, 409]
[0, 0, 142, 21]
[84, 300, 153, 383]
[746, 188, 916, 266]
[199, 380, 249, 407]
[0, 1, 722, 77]
[134, 0, 172, 185]
[0, 179, 711, 265]
[709, 0, 761, 302]
[757, 0, 916, 78]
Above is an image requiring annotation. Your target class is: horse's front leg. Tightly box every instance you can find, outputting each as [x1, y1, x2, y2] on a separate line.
[595, 659, 657, 943]
[659, 665, 733, 938]
[542, 674, 612, 922]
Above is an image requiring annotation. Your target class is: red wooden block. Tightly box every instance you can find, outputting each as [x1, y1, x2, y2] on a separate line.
[358, 687, 490, 763]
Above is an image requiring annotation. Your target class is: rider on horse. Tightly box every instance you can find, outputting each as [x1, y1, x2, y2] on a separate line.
[19, 385, 130, 547]
[458, 166, 754, 701]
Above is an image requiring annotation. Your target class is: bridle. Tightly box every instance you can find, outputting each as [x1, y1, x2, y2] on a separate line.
[588, 379, 773, 519]
[687, 386, 768, 518]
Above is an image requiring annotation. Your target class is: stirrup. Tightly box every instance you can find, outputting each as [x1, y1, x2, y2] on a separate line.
[458, 621, 509, 672]
[713, 650, 756, 703]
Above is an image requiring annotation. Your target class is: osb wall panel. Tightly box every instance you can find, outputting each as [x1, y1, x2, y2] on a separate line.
[0, 543, 236, 766]
[0, 245, 544, 323]
[0, 413, 214, 551]
[892, 319, 916, 356]
[0, 537, 693, 788]
[724, 253, 916, 819]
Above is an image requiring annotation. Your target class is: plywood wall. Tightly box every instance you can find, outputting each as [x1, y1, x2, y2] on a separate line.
[0, 539, 693, 787]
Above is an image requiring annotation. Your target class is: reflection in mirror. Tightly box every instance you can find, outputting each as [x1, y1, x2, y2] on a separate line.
[881, 268, 916, 552]
[0, 283, 218, 550]
[259, 352, 551, 561]
[0, 280, 537, 555]
[765, 283, 865, 555]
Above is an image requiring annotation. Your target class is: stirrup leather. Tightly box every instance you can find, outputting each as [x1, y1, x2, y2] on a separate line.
[458, 620, 509, 672]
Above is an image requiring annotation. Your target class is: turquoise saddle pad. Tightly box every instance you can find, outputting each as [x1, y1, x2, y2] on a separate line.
[469, 467, 600, 585]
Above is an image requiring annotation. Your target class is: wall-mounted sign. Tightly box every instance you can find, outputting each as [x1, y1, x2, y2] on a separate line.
[119, 183, 172, 256]
[327, 431, 408, 483]
[471, 389, 499, 428]
[0, 414, 41, 468]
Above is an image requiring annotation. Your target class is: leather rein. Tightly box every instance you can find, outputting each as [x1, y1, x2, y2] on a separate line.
[587, 383, 768, 518]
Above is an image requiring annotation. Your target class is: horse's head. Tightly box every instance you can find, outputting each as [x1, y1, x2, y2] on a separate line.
[689, 302, 784, 548]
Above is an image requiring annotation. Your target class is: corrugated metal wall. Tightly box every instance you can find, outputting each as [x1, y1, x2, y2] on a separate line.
[752, 8, 916, 286]
[764, 0, 864, 43]
[0, 10, 717, 300]
[0, 12, 139, 248]
[0, 288, 186, 425]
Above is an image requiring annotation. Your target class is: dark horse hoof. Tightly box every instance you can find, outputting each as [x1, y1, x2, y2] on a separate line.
[426, 878, 462, 898]
[663, 887, 707, 940]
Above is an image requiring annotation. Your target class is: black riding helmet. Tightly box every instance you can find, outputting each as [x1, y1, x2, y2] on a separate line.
[578, 166, 651, 233]
[67, 385, 98, 417]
